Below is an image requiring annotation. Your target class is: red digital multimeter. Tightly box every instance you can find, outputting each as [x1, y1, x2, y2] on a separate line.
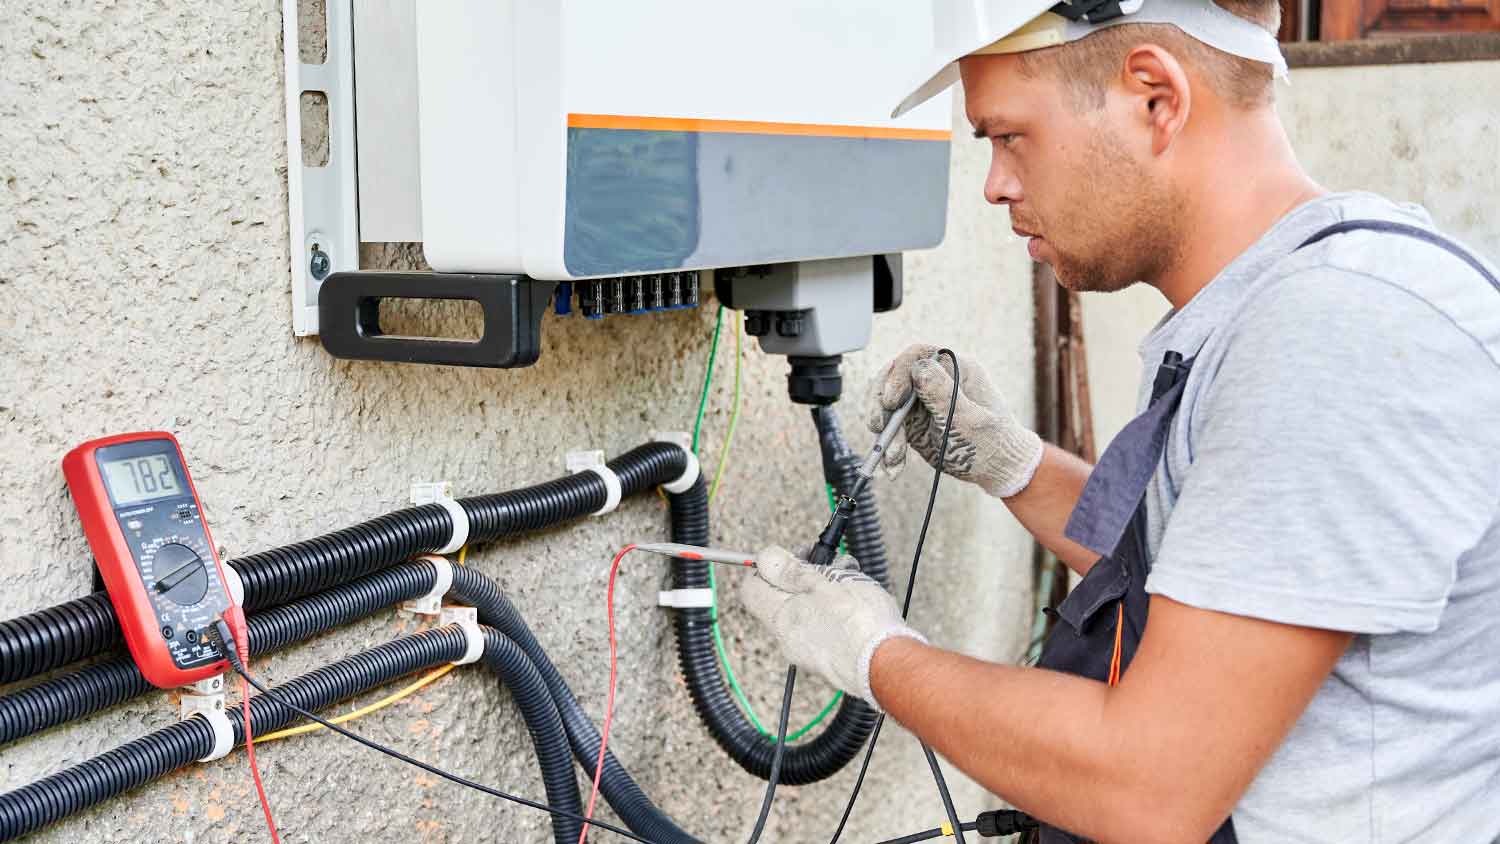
[62, 432, 236, 688]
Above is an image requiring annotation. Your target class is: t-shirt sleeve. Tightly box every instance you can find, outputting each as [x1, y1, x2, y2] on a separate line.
[1145, 268, 1500, 634]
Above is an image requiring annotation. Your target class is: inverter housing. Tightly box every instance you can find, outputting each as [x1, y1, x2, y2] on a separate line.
[414, 1, 954, 280]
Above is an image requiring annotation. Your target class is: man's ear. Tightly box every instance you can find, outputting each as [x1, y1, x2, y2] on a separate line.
[1120, 44, 1191, 156]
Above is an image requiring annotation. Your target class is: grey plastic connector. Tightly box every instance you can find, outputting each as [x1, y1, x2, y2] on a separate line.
[715, 257, 876, 358]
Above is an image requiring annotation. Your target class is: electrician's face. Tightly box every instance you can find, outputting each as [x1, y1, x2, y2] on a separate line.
[959, 53, 1181, 293]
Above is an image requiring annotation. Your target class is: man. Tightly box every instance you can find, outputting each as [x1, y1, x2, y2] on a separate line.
[740, 1, 1500, 842]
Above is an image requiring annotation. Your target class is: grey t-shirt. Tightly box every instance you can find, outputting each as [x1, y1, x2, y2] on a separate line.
[1137, 192, 1500, 843]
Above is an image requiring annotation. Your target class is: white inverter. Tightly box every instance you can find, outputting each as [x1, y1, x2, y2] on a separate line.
[413, 1, 954, 280]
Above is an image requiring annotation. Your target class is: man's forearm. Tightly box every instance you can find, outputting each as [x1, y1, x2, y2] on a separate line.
[871, 637, 1145, 842]
[868, 601, 1351, 844]
[1002, 443, 1098, 575]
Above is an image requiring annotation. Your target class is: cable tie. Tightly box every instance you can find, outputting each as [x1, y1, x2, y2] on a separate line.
[198, 707, 235, 762]
[440, 606, 484, 665]
[401, 554, 454, 616]
[433, 497, 470, 555]
[566, 450, 622, 515]
[653, 433, 700, 494]
[656, 588, 714, 609]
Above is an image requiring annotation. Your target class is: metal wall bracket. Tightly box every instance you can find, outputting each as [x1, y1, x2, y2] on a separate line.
[318, 272, 557, 368]
[179, 674, 227, 721]
[283, 0, 359, 336]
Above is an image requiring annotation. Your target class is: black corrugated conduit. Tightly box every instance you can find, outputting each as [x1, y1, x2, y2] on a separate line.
[0, 561, 439, 748]
[0, 626, 584, 844]
[667, 407, 889, 785]
[0, 443, 691, 687]
[452, 564, 701, 844]
[0, 433, 888, 839]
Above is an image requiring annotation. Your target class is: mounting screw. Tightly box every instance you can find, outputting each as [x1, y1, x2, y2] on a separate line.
[309, 245, 332, 281]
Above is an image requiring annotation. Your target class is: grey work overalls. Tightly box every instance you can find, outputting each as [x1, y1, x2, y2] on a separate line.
[1028, 219, 1500, 844]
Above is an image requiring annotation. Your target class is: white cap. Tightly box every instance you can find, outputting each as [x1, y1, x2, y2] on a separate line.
[893, 0, 1290, 118]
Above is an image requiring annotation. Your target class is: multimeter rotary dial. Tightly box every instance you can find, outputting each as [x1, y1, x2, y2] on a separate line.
[140, 535, 213, 608]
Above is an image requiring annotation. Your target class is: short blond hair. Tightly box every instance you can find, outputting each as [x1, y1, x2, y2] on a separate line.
[1016, 0, 1282, 109]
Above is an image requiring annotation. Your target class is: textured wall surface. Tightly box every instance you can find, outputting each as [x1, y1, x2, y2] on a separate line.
[0, 3, 1037, 843]
[1084, 60, 1500, 447]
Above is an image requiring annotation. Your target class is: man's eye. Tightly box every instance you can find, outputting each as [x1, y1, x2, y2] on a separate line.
[996, 133, 1021, 147]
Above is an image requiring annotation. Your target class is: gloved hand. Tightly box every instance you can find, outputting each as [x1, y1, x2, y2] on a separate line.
[867, 344, 1044, 499]
[739, 545, 925, 707]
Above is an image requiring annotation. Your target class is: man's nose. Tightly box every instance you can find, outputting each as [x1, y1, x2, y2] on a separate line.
[984, 155, 1021, 206]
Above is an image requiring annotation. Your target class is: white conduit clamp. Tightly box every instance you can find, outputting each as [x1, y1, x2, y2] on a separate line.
[402, 554, 454, 616]
[220, 565, 245, 607]
[566, 450, 622, 516]
[433, 497, 470, 556]
[198, 708, 235, 762]
[441, 606, 485, 665]
[653, 432, 700, 494]
[657, 588, 714, 609]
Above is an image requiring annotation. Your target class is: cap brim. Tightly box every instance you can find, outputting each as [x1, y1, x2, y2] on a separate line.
[891, 62, 959, 120]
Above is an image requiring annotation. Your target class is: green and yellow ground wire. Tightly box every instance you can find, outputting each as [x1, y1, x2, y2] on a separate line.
[692, 305, 844, 740]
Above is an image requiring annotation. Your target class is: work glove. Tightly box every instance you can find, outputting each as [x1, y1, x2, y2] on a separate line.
[739, 545, 925, 708]
[867, 344, 1044, 499]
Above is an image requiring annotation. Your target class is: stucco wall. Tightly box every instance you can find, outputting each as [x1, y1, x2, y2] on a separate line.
[1084, 59, 1500, 447]
[0, 4, 1037, 843]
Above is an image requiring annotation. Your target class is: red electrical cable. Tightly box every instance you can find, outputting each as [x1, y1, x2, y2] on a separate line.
[225, 607, 282, 844]
[579, 544, 635, 844]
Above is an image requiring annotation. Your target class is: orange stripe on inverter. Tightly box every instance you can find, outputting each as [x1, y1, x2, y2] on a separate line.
[567, 113, 951, 141]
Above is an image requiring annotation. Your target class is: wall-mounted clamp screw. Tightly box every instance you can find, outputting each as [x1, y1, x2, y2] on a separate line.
[309, 245, 332, 281]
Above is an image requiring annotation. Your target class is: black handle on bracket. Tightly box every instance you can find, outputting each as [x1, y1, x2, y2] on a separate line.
[317, 271, 558, 368]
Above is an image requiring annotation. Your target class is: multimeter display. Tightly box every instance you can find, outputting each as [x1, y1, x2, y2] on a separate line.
[63, 433, 234, 687]
[99, 453, 184, 505]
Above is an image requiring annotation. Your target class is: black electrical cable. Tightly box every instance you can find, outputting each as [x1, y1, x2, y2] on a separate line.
[875, 821, 979, 844]
[745, 666, 795, 844]
[877, 809, 1038, 844]
[923, 744, 966, 844]
[213, 623, 652, 844]
[827, 348, 962, 844]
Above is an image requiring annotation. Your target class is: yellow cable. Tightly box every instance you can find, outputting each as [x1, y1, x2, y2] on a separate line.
[940, 820, 954, 838]
[457, 545, 467, 567]
[707, 311, 743, 502]
[255, 664, 458, 743]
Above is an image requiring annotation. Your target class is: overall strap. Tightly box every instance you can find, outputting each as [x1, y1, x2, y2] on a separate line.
[1298, 219, 1500, 293]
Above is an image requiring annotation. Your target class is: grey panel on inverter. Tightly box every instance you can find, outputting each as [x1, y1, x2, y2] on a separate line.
[563, 129, 950, 277]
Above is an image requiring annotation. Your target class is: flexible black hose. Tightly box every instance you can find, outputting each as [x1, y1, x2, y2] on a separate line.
[669, 410, 888, 784]
[0, 561, 438, 748]
[480, 629, 585, 844]
[234, 505, 453, 611]
[0, 443, 690, 688]
[0, 626, 582, 844]
[0, 592, 117, 685]
[452, 565, 700, 844]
